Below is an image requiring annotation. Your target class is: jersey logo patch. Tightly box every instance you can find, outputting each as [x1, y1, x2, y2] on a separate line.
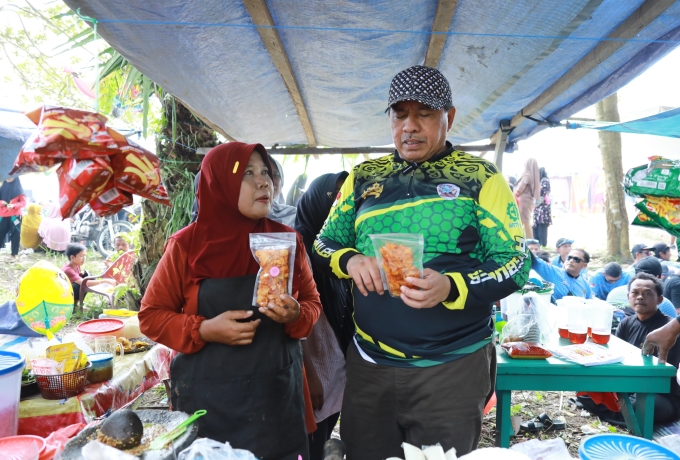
[437, 183, 460, 200]
[361, 183, 383, 200]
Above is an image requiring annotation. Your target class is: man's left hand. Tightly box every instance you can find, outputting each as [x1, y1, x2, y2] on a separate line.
[400, 269, 451, 309]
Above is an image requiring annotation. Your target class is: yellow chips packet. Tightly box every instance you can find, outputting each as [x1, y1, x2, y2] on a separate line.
[46, 342, 87, 373]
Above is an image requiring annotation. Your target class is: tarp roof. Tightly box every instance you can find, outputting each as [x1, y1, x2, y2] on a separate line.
[0, 109, 35, 181]
[568, 107, 680, 138]
[62, 0, 680, 150]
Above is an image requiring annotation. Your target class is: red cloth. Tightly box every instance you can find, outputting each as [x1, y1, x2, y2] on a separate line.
[577, 391, 620, 412]
[174, 142, 279, 284]
[42, 423, 87, 460]
[0, 194, 26, 217]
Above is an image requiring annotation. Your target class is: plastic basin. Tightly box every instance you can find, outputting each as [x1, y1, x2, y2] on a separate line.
[0, 351, 26, 438]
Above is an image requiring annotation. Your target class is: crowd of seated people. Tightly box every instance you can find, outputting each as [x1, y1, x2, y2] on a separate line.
[526, 239, 680, 427]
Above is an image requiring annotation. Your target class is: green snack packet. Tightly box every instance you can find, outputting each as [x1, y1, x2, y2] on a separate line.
[624, 157, 680, 198]
[633, 197, 680, 237]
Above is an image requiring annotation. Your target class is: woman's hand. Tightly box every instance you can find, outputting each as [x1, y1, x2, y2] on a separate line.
[259, 294, 300, 324]
[199, 310, 261, 346]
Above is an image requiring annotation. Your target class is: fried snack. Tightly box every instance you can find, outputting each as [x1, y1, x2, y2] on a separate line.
[133, 341, 147, 348]
[255, 248, 290, 307]
[501, 342, 552, 359]
[379, 243, 421, 296]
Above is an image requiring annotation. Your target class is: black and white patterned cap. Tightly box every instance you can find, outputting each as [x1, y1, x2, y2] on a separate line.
[387, 65, 452, 111]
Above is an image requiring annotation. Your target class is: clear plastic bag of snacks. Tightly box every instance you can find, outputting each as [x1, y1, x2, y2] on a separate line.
[250, 233, 296, 308]
[369, 233, 424, 297]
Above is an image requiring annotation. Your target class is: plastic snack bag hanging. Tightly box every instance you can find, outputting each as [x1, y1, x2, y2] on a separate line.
[250, 233, 296, 308]
[24, 105, 118, 156]
[369, 233, 424, 297]
[111, 144, 170, 206]
[57, 157, 114, 218]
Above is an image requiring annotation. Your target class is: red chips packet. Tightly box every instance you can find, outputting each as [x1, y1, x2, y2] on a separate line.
[24, 106, 118, 155]
[10, 134, 63, 175]
[112, 144, 169, 205]
[88, 181, 134, 217]
[57, 157, 114, 218]
[501, 342, 552, 359]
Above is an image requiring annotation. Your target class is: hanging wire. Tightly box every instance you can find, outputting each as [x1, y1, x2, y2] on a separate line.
[75, 9, 100, 113]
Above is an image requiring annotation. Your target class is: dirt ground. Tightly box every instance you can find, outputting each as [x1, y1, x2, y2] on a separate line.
[0, 211, 665, 454]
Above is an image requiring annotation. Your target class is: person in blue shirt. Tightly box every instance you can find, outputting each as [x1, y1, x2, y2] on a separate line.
[622, 243, 653, 276]
[551, 238, 573, 268]
[590, 262, 631, 300]
[532, 248, 592, 300]
[607, 256, 677, 318]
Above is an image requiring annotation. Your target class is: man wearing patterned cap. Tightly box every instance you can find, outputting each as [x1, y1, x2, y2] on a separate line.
[313, 65, 529, 457]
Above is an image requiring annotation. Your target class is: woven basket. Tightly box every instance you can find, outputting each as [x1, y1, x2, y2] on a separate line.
[34, 363, 91, 400]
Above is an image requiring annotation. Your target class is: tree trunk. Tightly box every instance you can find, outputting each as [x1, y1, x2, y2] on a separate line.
[127, 95, 217, 309]
[596, 93, 630, 261]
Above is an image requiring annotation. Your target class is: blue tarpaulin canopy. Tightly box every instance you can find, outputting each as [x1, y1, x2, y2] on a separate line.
[568, 107, 680, 138]
[58, 0, 680, 151]
[0, 109, 35, 181]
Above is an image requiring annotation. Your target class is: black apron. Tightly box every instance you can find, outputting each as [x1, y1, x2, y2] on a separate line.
[170, 275, 308, 460]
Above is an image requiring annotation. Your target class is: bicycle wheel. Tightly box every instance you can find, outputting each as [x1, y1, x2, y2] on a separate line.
[96, 220, 133, 258]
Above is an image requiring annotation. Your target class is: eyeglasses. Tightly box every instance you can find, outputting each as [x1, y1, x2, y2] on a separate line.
[567, 255, 584, 263]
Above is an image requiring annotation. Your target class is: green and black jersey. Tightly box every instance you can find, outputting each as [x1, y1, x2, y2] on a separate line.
[313, 143, 530, 367]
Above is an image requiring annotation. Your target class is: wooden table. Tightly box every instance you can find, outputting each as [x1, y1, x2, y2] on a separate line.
[495, 335, 677, 447]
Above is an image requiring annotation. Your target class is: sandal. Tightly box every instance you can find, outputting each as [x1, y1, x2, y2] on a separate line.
[568, 397, 584, 409]
[538, 412, 566, 431]
[519, 420, 544, 433]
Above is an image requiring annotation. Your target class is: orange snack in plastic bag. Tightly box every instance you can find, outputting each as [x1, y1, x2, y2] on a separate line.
[88, 181, 133, 217]
[501, 342, 552, 359]
[57, 157, 113, 218]
[112, 145, 170, 206]
[379, 243, 421, 296]
[255, 249, 290, 307]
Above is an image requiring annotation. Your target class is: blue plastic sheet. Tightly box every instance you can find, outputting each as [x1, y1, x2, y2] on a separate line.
[59, 0, 680, 147]
[567, 108, 680, 138]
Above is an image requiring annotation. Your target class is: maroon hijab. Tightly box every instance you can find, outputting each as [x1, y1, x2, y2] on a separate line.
[172, 142, 292, 284]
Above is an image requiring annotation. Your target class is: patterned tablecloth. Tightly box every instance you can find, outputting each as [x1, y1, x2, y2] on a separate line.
[18, 344, 173, 437]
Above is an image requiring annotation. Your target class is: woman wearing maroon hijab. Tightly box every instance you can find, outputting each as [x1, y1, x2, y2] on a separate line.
[139, 143, 321, 460]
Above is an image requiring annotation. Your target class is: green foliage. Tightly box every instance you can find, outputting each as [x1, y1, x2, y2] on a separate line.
[164, 168, 196, 238]
[0, 1, 93, 108]
[510, 404, 523, 417]
[535, 391, 544, 402]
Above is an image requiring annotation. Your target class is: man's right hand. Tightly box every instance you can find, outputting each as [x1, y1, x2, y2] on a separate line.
[199, 310, 261, 346]
[346, 254, 384, 296]
[642, 318, 680, 363]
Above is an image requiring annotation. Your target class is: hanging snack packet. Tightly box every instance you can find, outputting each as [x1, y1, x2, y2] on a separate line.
[23, 106, 118, 156]
[250, 233, 296, 308]
[10, 134, 63, 175]
[57, 157, 114, 218]
[369, 233, 424, 297]
[623, 156, 680, 198]
[88, 181, 133, 217]
[112, 144, 170, 206]
[632, 208, 660, 230]
[633, 197, 680, 237]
